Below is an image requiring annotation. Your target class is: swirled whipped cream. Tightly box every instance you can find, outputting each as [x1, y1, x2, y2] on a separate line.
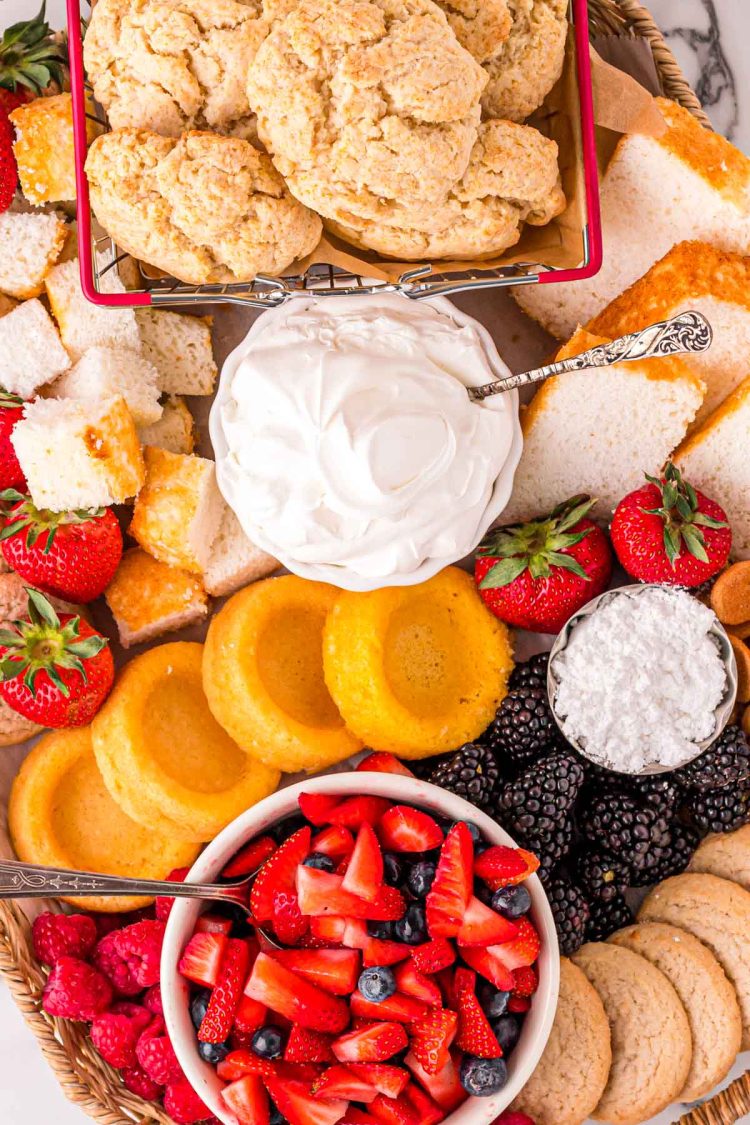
[216, 295, 516, 580]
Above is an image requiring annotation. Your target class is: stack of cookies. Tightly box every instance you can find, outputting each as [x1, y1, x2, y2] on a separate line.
[511, 825, 750, 1125]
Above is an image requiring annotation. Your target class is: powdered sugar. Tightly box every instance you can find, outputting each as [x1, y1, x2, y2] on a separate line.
[551, 586, 728, 773]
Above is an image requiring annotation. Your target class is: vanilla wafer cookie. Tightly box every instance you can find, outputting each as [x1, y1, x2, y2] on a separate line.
[689, 825, 750, 891]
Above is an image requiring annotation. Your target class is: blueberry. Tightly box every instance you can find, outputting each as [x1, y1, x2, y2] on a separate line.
[406, 861, 436, 899]
[491, 885, 531, 919]
[383, 854, 403, 887]
[451, 819, 482, 844]
[475, 881, 494, 906]
[393, 903, 427, 945]
[367, 920, 393, 940]
[198, 1039, 230, 1064]
[358, 966, 397, 1002]
[459, 1055, 508, 1096]
[252, 1025, 285, 1059]
[273, 813, 307, 841]
[190, 990, 210, 1030]
[477, 981, 510, 1019]
[491, 1015, 521, 1055]
[303, 852, 335, 872]
[270, 1108, 287, 1125]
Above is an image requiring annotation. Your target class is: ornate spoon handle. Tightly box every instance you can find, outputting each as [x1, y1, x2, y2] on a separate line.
[468, 310, 713, 402]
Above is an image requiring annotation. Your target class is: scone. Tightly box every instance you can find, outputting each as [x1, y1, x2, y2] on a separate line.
[434, 0, 511, 64]
[482, 0, 568, 121]
[84, 0, 267, 139]
[85, 129, 322, 284]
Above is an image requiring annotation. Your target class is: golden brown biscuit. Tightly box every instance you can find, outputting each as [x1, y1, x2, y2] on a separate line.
[482, 0, 568, 121]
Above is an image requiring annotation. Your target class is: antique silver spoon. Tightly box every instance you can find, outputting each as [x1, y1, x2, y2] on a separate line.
[467, 310, 713, 402]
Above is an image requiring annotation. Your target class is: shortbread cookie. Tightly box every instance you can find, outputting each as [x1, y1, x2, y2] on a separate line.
[689, 825, 750, 891]
[326, 119, 564, 260]
[510, 957, 611, 1125]
[85, 130, 322, 285]
[482, 0, 568, 122]
[610, 922, 741, 1101]
[84, 0, 267, 139]
[639, 872, 750, 1049]
[571, 942, 692, 1125]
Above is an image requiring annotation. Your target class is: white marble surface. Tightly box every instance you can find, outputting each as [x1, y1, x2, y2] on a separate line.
[0, 0, 748, 1122]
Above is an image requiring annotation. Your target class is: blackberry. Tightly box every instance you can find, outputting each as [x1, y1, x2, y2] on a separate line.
[585, 894, 634, 941]
[634, 822, 700, 885]
[574, 849, 627, 904]
[535, 822, 574, 885]
[579, 790, 671, 877]
[683, 781, 750, 833]
[546, 875, 590, 955]
[496, 750, 584, 843]
[675, 725, 750, 791]
[509, 651, 550, 690]
[428, 743, 500, 813]
[483, 658, 561, 768]
[623, 775, 683, 819]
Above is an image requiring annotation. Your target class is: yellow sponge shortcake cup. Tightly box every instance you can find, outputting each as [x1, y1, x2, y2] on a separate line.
[91, 642, 280, 842]
[9, 727, 200, 911]
[323, 566, 514, 758]
[203, 576, 363, 773]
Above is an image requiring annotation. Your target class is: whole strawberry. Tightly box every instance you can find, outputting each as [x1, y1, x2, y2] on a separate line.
[475, 495, 612, 633]
[610, 462, 731, 587]
[0, 393, 26, 490]
[0, 105, 16, 213]
[0, 490, 123, 603]
[0, 588, 114, 727]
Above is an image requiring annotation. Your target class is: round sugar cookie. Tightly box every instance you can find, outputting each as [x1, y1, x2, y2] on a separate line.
[689, 825, 750, 891]
[510, 956, 611, 1125]
[9, 727, 200, 911]
[610, 922, 741, 1100]
[570, 942, 692, 1125]
[638, 872, 750, 1050]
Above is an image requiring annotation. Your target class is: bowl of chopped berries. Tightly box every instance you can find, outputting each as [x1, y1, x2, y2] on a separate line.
[161, 766, 559, 1125]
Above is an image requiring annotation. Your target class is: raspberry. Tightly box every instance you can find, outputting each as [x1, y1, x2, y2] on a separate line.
[93, 932, 142, 997]
[94, 914, 124, 938]
[156, 867, 191, 923]
[144, 984, 164, 1016]
[43, 957, 113, 1021]
[113, 920, 166, 988]
[164, 1077, 212, 1124]
[32, 912, 97, 967]
[121, 1065, 164, 1102]
[91, 1010, 145, 1068]
[136, 1018, 183, 1085]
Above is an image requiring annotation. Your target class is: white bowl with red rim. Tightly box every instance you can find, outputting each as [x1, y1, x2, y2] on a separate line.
[161, 772, 560, 1125]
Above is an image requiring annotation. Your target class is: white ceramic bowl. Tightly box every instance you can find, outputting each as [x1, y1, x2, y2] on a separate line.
[208, 295, 524, 592]
[162, 773, 559, 1125]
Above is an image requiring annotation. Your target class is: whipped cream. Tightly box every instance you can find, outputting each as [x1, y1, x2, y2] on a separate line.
[215, 295, 517, 581]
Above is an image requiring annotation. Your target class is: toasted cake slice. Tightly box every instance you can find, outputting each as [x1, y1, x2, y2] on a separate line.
[138, 395, 195, 455]
[105, 548, 209, 647]
[135, 308, 218, 395]
[10, 93, 87, 205]
[499, 327, 705, 525]
[52, 345, 163, 426]
[0, 210, 67, 299]
[0, 298, 71, 397]
[45, 254, 141, 361]
[514, 98, 750, 338]
[203, 502, 279, 597]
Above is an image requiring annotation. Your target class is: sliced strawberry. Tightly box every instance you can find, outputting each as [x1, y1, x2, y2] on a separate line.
[310, 916, 347, 945]
[474, 846, 539, 890]
[312, 826, 355, 858]
[221, 1073, 270, 1125]
[410, 939, 455, 976]
[218, 1049, 278, 1083]
[245, 953, 350, 1033]
[341, 1111, 379, 1125]
[349, 1064, 410, 1099]
[369, 1093, 418, 1125]
[404, 1052, 465, 1113]
[425, 824, 473, 938]
[312, 1065, 379, 1103]
[378, 808, 443, 853]
[327, 796, 392, 829]
[342, 823, 384, 902]
[178, 932, 228, 988]
[393, 961, 442, 1008]
[284, 1064, 328, 1084]
[344, 922, 411, 968]
[493, 1114, 536, 1125]
[351, 990, 429, 1024]
[195, 913, 234, 936]
[512, 965, 538, 997]
[487, 917, 541, 971]
[266, 1077, 347, 1125]
[456, 896, 518, 948]
[223, 836, 277, 878]
[508, 995, 531, 1013]
[285, 1027, 336, 1064]
[272, 949, 360, 996]
[409, 1010, 457, 1076]
[273, 890, 309, 945]
[199, 938, 251, 1043]
[356, 753, 415, 777]
[435, 968, 456, 1010]
[403, 1082, 444, 1125]
[234, 994, 267, 1033]
[332, 1022, 408, 1064]
[297, 867, 405, 921]
[299, 793, 343, 826]
[460, 947, 514, 991]
[251, 827, 312, 924]
[453, 968, 502, 1058]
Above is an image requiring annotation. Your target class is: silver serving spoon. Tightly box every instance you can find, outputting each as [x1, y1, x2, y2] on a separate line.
[467, 310, 713, 402]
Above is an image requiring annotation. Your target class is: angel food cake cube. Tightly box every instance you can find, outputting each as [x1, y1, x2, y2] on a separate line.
[52, 345, 163, 426]
[105, 548, 208, 647]
[45, 254, 141, 361]
[135, 308, 218, 395]
[138, 395, 195, 455]
[0, 210, 67, 299]
[203, 502, 279, 597]
[12, 395, 145, 511]
[0, 298, 71, 397]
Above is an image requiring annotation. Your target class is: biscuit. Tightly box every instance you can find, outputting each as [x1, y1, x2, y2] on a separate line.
[85, 129, 322, 285]
[570, 942, 692, 1125]
[325, 119, 564, 260]
[610, 922, 742, 1101]
[689, 824, 750, 892]
[638, 872, 750, 1049]
[482, 0, 568, 122]
[434, 0, 511, 63]
[84, 0, 267, 139]
[510, 956, 611, 1125]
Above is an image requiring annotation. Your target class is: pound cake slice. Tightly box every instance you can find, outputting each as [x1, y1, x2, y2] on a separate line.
[514, 98, 750, 339]
[589, 241, 750, 426]
[674, 375, 750, 558]
[499, 327, 705, 525]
